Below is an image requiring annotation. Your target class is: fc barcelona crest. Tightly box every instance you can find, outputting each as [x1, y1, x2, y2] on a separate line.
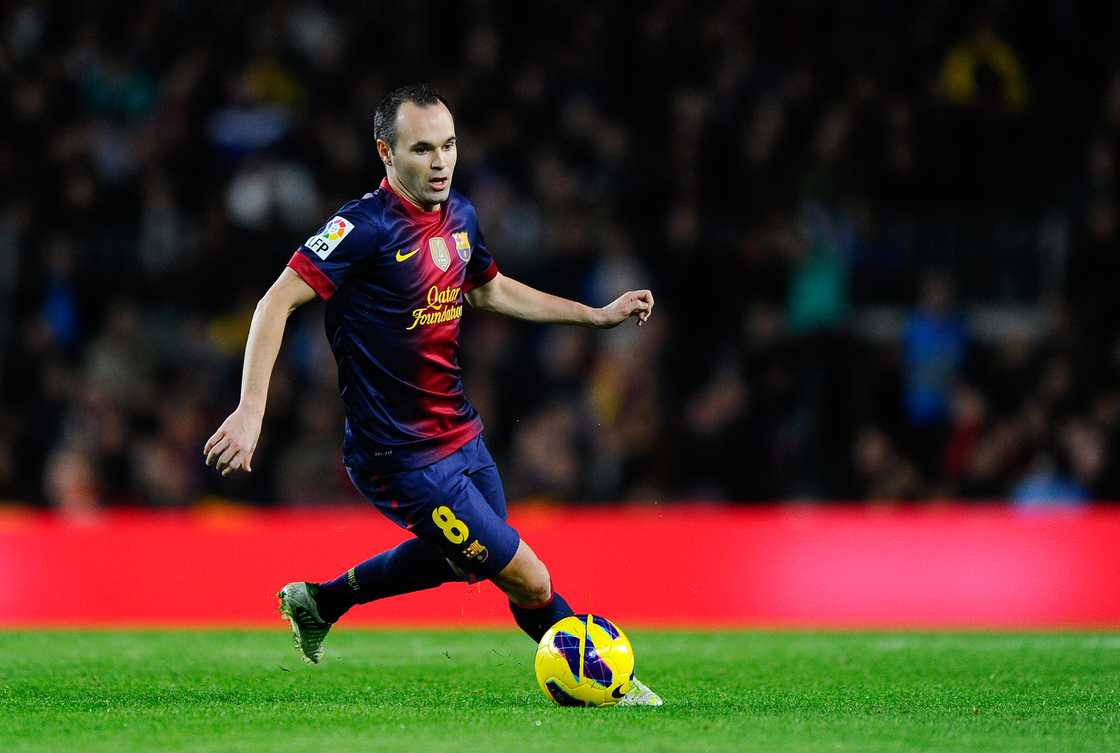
[429, 236, 451, 271]
[453, 231, 472, 262]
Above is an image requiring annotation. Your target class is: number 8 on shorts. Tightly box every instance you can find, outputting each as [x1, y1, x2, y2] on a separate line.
[432, 505, 470, 544]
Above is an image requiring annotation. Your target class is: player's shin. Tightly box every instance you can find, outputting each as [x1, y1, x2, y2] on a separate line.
[314, 538, 460, 622]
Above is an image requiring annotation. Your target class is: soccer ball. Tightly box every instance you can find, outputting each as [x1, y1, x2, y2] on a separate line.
[535, 614, 635, 706]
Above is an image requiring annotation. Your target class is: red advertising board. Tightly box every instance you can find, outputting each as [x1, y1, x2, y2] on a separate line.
[1, 505, 1117, 627]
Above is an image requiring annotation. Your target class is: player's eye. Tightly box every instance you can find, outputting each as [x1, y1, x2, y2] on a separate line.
[442, 143, 455, 151]
[413, 146, 429, 154]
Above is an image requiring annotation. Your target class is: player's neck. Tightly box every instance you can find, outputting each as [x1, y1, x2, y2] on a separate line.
[384, 173, 440, 214]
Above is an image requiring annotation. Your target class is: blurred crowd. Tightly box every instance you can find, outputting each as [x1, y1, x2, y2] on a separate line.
[3, 0, 1120, 510]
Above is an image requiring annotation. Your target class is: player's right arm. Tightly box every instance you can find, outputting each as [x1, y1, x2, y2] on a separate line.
[203, 268, 316, 476]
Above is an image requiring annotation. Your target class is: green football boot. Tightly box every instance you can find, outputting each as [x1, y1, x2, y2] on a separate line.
[277, 582, 332, 664]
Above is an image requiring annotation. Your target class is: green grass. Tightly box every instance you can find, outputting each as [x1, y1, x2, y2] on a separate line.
[0, 629, 1117, 752]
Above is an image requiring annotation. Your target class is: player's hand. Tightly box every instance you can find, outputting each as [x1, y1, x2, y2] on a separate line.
[596, 289, 655, 328]
[203, 406, 263, 477]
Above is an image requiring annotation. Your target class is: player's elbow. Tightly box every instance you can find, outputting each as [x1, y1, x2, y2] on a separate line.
[262, 269, 318, 317]
[465, 274, 504, 312]
[466, 286, 497, 312]
[257, 289, 298, 319]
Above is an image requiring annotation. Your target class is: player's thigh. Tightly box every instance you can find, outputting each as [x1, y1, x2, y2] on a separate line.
[457, 435, 508, 519]
[382, 466, 520, 582]
[419, 475, 520, 581]
[467, 453, 508, 520]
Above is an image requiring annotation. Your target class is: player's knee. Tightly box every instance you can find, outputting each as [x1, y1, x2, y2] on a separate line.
[518, 563, 552, 606]
[496, 546, 552, 606]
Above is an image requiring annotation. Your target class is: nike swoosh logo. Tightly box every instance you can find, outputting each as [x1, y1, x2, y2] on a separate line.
[395, 247, 420, 262]
[612, 684, 627, 699]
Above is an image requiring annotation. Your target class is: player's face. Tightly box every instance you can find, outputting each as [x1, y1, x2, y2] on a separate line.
[384, 101, 457, 210]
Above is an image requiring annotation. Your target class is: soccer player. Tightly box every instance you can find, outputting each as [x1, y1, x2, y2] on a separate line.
[202, 84, 661, 705]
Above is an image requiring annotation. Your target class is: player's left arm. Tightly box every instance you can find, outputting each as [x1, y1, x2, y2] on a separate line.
[465, 271, 654, 328]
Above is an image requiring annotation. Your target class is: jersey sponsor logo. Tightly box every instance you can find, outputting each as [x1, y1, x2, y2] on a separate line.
[395, 246, 420, 262]
[429, 236, 451, 271]
[407, 284, 462, 331]
[305, 216, 355, 260]
[453, 231, 471, 262]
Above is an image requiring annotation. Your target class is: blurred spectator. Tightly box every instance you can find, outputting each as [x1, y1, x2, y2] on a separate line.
[852, 427, 927, 501]
[40, 237, 83, 352]
[902, 272, 969, 471]
[44, 444, 101, 517]
[274, 394, 350, 504]
[939, 18, 1028, 114]
[1012, 452, 1089, 508]
[942, 385, 987, 481]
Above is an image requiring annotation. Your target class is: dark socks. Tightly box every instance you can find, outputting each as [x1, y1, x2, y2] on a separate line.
[314, 538, 460, 623]
[313, 538, 576, 640]
[509, 590, 575, 642]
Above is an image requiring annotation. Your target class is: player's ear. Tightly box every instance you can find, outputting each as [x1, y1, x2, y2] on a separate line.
[376, 138, 393, 166]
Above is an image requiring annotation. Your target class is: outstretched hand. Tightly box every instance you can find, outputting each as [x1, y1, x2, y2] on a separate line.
[203, 407, 263, 477]
[597, 289, 655, 329]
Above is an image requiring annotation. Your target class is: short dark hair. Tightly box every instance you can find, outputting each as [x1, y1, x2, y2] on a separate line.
[373, 84, 451, 149]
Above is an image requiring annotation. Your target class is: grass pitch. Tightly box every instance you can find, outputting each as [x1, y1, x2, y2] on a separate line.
[0, 629, 1117, 753]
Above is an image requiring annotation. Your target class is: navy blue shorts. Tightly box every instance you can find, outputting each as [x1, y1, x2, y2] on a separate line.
[345, 434, 520, 582]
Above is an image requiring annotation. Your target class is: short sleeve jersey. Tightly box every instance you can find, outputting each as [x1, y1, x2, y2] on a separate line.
[287, 178, 499, 473]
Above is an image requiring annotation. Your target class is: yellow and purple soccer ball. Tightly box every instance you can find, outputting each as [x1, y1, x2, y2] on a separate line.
[534, 614, 635, 706]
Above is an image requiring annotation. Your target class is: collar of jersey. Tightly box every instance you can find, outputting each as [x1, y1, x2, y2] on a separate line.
[380, 177, 443, 224]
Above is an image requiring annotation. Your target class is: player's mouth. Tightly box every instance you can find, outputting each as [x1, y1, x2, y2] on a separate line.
[429, 176, 448, 191]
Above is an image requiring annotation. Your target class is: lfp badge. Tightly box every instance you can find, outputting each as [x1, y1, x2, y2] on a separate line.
[305, 216, 354, 259]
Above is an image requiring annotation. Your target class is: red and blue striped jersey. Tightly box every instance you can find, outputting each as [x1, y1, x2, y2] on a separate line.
[287, 178, 498, 473]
